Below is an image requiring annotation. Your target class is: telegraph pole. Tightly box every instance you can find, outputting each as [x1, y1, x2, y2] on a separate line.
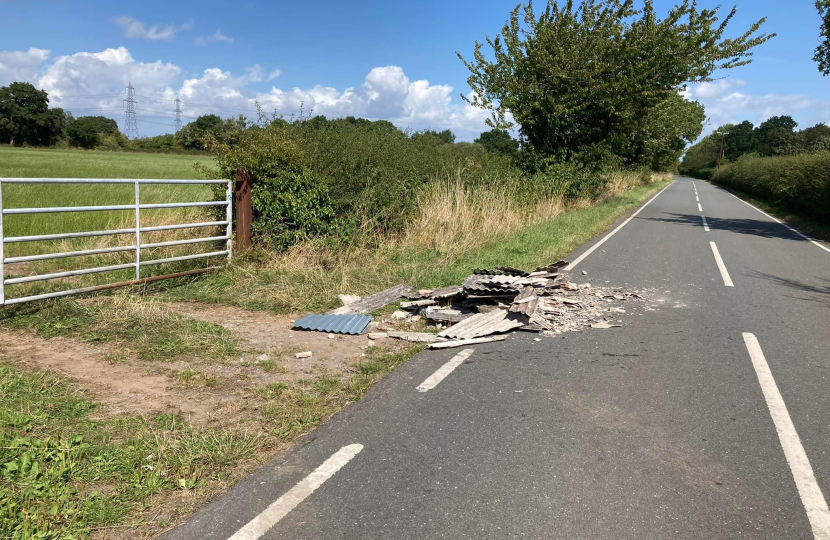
[174, 95, 182, 133]
[124, 82, 139, 139]
[715, 130, 729, 169]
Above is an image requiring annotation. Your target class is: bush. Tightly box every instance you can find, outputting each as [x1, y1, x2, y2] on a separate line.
[712, 152, 830, 223]
[251, 170, 338, 250]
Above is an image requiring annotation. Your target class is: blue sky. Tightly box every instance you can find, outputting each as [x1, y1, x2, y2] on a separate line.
[0, 0, 827, 140]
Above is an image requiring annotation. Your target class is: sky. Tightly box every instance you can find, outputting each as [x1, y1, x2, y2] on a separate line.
[0, 0, 827, 141]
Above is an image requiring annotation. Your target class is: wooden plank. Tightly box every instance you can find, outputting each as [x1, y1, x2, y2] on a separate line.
[400, 299, 438, 309]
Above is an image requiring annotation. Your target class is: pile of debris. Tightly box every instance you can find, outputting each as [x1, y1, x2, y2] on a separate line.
[293, 261, 642, 349]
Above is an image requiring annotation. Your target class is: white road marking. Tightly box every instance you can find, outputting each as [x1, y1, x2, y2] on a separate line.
[417, 349, 474, 392]
[719, 187, 830, 254]
[564, 182, 673, 270]
[702, 215, 710, 232]
[709, 241, 734, 286]
[698, 202, 703, 212]
[228, 444, 364, 540]
[742, 333, 830, 540]
[696, 195, 700, 202]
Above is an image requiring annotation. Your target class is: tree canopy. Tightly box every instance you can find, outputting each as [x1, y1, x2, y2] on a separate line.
[0, 82, 66, 146]
[458, 0, 774, 169]
[816, 0, 830, 76]
[475, 129, 520, 158]
[67, 116, 120, 149]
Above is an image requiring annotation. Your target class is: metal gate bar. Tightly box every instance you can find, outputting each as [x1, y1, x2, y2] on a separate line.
[0, 178, 233, 306]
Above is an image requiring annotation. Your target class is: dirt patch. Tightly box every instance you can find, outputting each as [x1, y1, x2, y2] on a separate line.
[0, 330, 216, 423]
[168, 302, 376, 376]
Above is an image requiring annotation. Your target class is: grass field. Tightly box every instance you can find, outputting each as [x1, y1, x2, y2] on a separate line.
[0, 147, 226, 301]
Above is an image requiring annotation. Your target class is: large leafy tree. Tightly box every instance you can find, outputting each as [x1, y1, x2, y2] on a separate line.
[0, 82, 66, 146]
[458, 0, 774, 167]
[475, 128, 520, 158]
[67, 115, 119, 148]
[176, 114, 225, 150]
[723, 120, 755, 159]
[754, 116, 798, 156]
[816, 0, 830, 76]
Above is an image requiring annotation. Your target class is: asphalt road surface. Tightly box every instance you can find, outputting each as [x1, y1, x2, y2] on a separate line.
[165, 177, 830, 540]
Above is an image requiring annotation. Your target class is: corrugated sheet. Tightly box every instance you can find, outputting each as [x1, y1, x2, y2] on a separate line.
[437, 309, 526, 339]
[293, 313, 372, 335]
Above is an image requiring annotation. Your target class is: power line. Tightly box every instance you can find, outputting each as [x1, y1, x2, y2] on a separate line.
[174, 96, 182, 133]
[123, 82, 139, 140]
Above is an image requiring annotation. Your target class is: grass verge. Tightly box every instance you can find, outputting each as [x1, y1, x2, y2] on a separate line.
[0, 342, 421, 539]
[169, 178, 672, 313]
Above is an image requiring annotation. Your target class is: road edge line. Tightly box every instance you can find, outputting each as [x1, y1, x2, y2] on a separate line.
[564, 181, 674, 271]
[742, 333, 830, 539]
[228, 444, 364, 540]
[713, 184, 830, 254]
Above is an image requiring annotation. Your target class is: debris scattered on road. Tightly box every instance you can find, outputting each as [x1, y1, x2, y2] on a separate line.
[387, 331, 445, 343]
[428, 336, 507, 349]
[331, 284, 411, 315]
[590, 322, 621, 329]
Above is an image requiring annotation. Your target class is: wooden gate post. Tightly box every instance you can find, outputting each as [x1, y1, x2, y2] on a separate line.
[234, 169, 253, 251]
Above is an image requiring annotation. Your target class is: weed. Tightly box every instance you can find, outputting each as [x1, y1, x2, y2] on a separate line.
[258, 359, 287, 373]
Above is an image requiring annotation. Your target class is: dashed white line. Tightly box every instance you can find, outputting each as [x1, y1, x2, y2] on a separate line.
[698, 202, 703, 212]
[742, 333, 830, 540]
[228, 444, 364, 540]
[696, 195, 700, 202]
[417, 349, 474, 392]
[718, 187, 830, 254]
[702, 215, 710, 232]
[709, 241, 734, 286]
[564, 182, 674, 270]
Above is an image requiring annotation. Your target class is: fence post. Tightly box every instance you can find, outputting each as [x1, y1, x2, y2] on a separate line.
[226, 179, 233, 261]
[134, 180, 141, 282]
[0, 179, 4, 305]
[234, 169, 253, 251]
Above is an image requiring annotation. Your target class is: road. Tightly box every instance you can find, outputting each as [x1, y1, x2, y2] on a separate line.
[165, 177, 830, 540]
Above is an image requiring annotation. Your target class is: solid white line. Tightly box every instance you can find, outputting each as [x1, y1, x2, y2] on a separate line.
[702, 215, 710, 232]
[719, 187, 830, 254]
[742, 333, 830, 540]
[417, 349, 474, 392]
[228, 444, 364, 540]
[698, 202, 703, 212]
[709, 241, 734, 287]
[564, 182, 674, 270]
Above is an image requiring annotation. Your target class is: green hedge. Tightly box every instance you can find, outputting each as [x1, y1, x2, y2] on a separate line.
[712, 152, 830, 224]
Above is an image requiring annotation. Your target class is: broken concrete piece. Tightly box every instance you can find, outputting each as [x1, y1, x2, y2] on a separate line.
[428, 336, 507, 349]
[410, 315, 421, 323]
[341, 284, 412, 314]
[295, 351, 313, 358]
[388, 331, 445, 343]
[400, 299, 438, 309]
[391, 310, 409, 319]
[590, 322, 621, 329]
[367, 332, 388, 340]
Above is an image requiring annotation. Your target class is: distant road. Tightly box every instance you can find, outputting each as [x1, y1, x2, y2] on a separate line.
[166, 176, 830, 540]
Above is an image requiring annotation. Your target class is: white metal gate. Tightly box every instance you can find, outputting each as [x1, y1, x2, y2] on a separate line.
[0, 178, 232, 306]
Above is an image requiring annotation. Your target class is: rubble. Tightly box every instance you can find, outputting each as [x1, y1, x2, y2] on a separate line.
[294, 261, 642, 346]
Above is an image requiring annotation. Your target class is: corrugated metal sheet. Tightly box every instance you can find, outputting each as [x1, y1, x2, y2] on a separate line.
[293, 313, 372, 335]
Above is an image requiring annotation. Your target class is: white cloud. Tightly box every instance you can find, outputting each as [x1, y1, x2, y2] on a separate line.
[0, 46, 497, 138]
[684, 78, 830, 137]
[115, 16, 193, 41]
[0, 47, 50, 86]
[195, 29, 233, 46]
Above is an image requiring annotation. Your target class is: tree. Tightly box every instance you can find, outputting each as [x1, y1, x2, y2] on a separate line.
[723, 120, 755, 159]
[799, 122, 830, 152]
[475, 129, 520, 158]
[815, 0, 830, 76]
[67, 115, 119, 149]
[0, 82, 66, 146]
[176, 114, 225, 149]
[754, 116, 798, 156]
[458, 1, 774, 168]
[411, 129, 456, 145]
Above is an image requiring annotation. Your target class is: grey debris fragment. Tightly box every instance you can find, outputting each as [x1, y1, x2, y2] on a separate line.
[295, 351, 313, 358]
[428, 336, 507, 349]
[387, 331, 446, 343]
[333, 284, 411, 314]
[400, 299, 438, 309]
[590, 322, 621, 329]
